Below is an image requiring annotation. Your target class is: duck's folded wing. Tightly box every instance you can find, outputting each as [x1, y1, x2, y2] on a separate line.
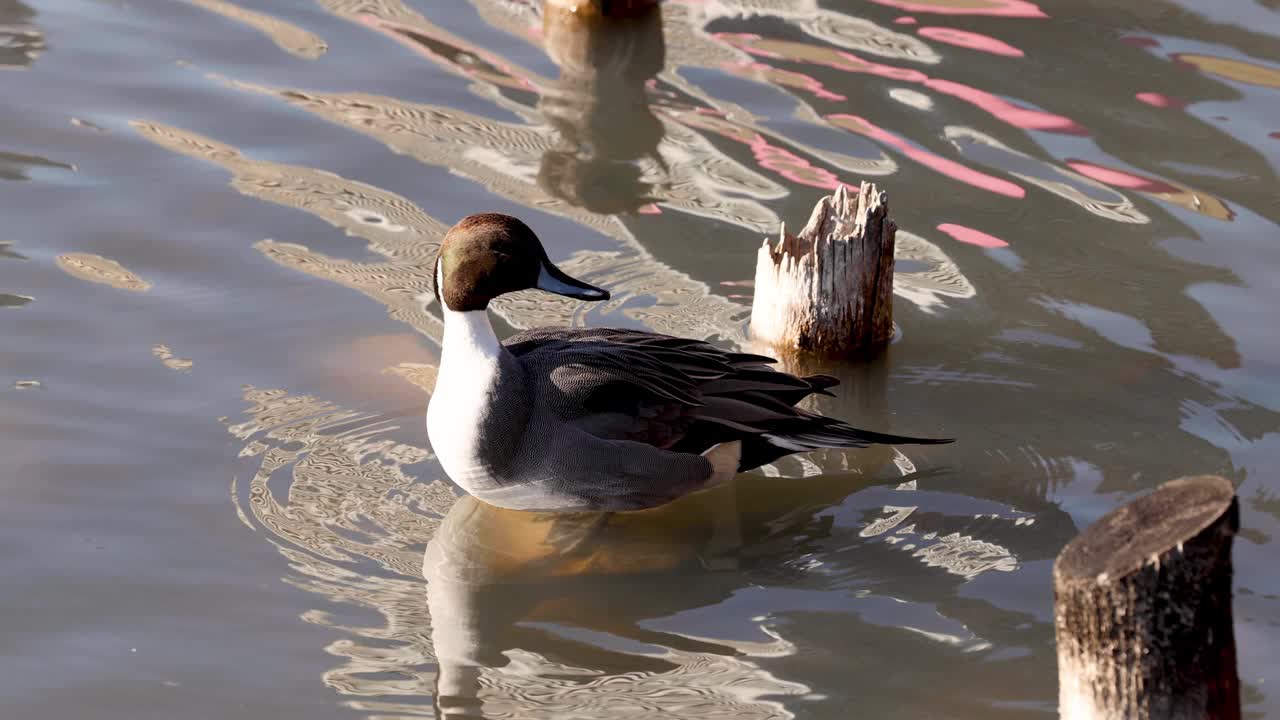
[507, 327, 827, 451]
[538, 343, 711, 447]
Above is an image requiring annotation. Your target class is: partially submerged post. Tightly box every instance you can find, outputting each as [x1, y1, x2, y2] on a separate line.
[1054, 475, 1240, 720]
[749, 183, 896, 357]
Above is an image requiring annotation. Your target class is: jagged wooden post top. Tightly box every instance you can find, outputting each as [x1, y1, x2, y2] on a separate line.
[1054, 475, 1240, 720]
[750, 183, 896, 357]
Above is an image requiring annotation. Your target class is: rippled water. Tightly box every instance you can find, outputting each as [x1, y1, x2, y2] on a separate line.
[4, 0, 1279, 717]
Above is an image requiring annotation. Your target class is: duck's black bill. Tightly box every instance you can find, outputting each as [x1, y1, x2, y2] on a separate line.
[536, 262, 611, 301]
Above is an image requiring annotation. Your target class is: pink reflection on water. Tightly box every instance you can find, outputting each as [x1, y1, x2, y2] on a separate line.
[665, 107, 846, 190]
[727, 61, 847, 101]
[637, 203, 662, 215]
[918, 27, 1024, 58]
[937, 223, 1009, 248]
[717, 34, 1086, 135]
[1135, 92, 1185, 109]
[1065, 160, 1180, 194]
[716, 32, 784, 59]
[828, 114, 1025, 198]
[1066, 159, 1233, 219]
[747, 134, 843, 189]
[925, 79, 1085, 133]
[894, 16, 918, 25]
[869, 0, 1047, 18]
[1270, 131, 1280, 140]
[1119, 35, 1160, 48]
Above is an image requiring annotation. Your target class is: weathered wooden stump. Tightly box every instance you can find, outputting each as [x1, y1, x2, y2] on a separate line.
[1054, 475, 1240, 720]
[749, 183, 896, 357]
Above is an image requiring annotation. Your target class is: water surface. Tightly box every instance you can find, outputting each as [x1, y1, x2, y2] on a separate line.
[3, 0, 1279, 718]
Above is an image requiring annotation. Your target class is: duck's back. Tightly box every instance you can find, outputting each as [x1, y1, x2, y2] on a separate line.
[503, 326, 743, 446]
[504, 326, 950, 476]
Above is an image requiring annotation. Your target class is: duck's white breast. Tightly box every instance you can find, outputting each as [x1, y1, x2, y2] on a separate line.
[427, 308, 504, 491]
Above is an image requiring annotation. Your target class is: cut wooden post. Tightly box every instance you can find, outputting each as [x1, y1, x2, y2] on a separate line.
[543, 0, 660, 21]
[542, 0, 663, 73]
[749, 183, 896, 356]
[1054, 475, 1240, 720]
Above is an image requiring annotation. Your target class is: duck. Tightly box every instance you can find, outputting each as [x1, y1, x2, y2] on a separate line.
[426, 213, 951, 512]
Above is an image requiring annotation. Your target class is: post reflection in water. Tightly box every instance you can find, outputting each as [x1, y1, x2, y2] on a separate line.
[536, 3, 666, 215]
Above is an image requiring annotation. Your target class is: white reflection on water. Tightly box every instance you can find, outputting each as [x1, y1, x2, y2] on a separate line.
[424, 495, 809, 719]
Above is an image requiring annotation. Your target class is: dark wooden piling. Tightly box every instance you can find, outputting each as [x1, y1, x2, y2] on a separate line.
[542, 0, 663, 72]
[543, 0, 659, 21]
[1054, 475, 1240, 720]
[749, 183, 896, 357]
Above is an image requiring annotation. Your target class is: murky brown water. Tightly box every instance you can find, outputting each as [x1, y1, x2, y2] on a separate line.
[3, 0, 1279, 717]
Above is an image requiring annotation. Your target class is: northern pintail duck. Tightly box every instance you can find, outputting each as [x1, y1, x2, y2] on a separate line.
[427, 213, 950, 511]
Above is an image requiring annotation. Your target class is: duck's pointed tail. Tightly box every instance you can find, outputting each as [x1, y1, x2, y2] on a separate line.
[815, 425, 954, 447]
[740, 422, 952, 471]
[767, 421, 953, 450]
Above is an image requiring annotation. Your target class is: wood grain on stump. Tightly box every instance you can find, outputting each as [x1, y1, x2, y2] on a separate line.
[1054, 475, 1240, 720]
[749, 183, 896, 357]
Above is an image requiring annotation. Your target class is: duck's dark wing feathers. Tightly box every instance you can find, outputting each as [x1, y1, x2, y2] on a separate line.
[504, 327, 950, 470]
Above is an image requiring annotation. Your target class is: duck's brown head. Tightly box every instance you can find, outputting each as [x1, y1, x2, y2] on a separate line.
[433, 213, 610, 312]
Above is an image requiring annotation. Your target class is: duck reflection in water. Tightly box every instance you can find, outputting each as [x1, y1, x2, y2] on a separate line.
[536, 1, 667, 214]
[423, 492, 719, 718]
[422, 467, 892, 719]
